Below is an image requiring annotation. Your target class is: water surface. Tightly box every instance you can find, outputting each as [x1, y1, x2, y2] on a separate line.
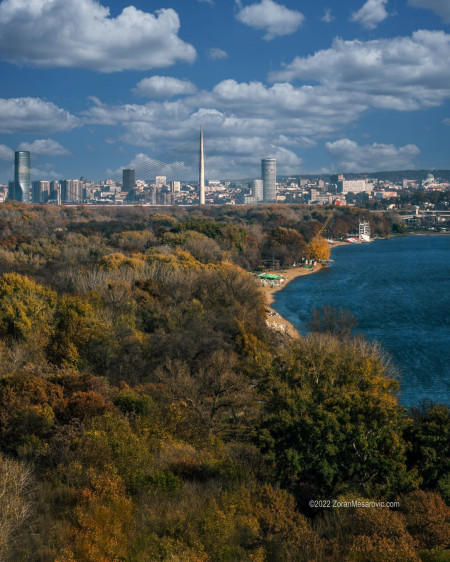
[273, 236, 450, 406]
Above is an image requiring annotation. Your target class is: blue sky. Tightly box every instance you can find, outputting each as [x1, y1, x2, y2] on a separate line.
[0, 0, 449, 182]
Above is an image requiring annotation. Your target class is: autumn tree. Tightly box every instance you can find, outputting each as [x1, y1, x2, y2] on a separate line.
[307, 305, 358, 339]
[154, 351, 256, 438]
[0, 454, 33, 559]
[401, 490, 450, 550]
[0, 273, 56, 341]
[308, 235, 331, 261]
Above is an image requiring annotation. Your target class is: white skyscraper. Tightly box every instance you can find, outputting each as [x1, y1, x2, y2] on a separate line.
[262, 158, 276, 203]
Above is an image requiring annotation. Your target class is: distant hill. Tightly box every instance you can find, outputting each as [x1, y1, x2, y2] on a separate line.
[279, 170, 450, 182]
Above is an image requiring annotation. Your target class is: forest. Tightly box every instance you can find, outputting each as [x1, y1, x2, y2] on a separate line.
[0, 202, 448, 561]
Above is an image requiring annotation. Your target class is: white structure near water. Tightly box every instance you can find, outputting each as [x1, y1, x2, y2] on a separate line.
[359, 221, 371, 242]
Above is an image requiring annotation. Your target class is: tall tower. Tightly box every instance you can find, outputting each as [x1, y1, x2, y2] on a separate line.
[14, 151, 31, 203]
[262, 158, 276, 203]
[199, 125, 205, 205]
[123, 168, 135, 192]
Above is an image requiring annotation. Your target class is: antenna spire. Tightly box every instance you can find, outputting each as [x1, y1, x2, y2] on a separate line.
[199, 123, 205, 205]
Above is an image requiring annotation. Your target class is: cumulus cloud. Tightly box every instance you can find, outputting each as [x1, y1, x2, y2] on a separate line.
[133, 76, 197, 98]
[351, 0, 389, 29]
[236, 0, 304, 40]
[0, 97, 80, 134]
[82, 76, 372, 177]
[269, 31, 450, 110]
[326, 138, 420, 171]
[0, 0, 196, 72]
[408, 0, 450, 23]
[207, 48, 229, 60]
[18, 139, 71, 156]
[29, 166, 63, 180]
[322, 9, 334, 23]
[0, 144, 13, 160]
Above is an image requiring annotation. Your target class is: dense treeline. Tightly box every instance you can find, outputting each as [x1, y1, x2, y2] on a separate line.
[0, 202, 448, 561]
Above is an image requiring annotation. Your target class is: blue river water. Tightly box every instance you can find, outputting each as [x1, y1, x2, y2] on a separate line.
[272, 235, 450, 407]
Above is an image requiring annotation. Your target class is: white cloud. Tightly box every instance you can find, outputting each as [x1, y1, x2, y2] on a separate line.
[236, 0, 304, 40]
[0, 97, 80, 134]
[351, 0, 389, 29]
[207, 48, 229, 60]
[18, 139, 71, 156]
[106, 152, 194, 181]
[408, 0, 450, 23]
[133, 76, 197, 98]
[0, 0, 196, 72]
[269, 31, 450, 111]
[322, 9, 334, 23]
[83, 77, 369, 177]
[444, 118, 450, 126]
[198, 0, 214, 4]
[29, 167, 63, 180]
[326, 138, 420, 171]
[0, 144, 13, 160]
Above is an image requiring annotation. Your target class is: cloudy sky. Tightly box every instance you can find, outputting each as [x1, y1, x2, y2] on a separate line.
[0, 0, 449, 181]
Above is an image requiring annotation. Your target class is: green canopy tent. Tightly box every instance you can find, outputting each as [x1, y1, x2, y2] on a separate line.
[257, 273, 282, 279]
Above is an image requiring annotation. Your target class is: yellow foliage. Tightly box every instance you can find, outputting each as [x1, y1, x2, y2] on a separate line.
[308, 235, 331, 261]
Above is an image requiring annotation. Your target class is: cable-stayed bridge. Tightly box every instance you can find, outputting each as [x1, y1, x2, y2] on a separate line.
[104, 137, 224, 186]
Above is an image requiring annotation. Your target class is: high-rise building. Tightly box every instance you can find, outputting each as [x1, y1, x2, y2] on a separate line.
[14, 151, 31, 203]
[123, 168, 135, 192]
[61, 179, 82, 202]
[32, 180, 50, 203]
[262, 158, 276, 203]
[253, 179, 263, 202]
[171, 181, 181, 192]
[50, 181, 61, 204]
[7, 181, 15, 200]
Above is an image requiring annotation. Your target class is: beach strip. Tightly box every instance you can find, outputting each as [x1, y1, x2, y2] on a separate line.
[259, 264, 322, 338]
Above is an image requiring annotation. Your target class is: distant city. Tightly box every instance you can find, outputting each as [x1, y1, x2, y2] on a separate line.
[2, 150, 449, 229]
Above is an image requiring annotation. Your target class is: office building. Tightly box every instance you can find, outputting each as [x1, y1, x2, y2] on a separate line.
[337, 179, 367, 194]
[13, 151, 31, 203]
[123, 169, 135, 192]
[262, 158, 276, 203]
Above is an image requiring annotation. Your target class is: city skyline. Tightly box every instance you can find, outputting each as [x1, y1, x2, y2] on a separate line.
[0, 0, 450, 183]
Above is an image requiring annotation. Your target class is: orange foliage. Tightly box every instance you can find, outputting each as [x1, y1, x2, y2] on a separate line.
[402, 490, 450, 550]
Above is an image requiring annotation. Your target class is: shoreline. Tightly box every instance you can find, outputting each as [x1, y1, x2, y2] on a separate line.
[261, 241, 348, 337]
[261, 264, 323, 338]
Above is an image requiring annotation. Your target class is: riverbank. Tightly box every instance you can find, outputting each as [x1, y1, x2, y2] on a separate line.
[261, 241, 350, 337]
[261, 264, 322, 337]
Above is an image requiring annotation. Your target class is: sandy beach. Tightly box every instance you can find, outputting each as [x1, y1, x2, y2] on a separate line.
[259, 264, 322, 338]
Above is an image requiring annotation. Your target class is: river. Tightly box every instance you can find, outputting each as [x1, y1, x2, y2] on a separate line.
[273, 235, 450, 407]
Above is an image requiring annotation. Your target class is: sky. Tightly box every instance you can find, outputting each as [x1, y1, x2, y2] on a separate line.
[0, 0, 450, 182]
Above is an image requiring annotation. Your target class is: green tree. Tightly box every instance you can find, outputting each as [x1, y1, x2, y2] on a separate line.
[405, 402, 450, 500]
[257, 335, 414, 494]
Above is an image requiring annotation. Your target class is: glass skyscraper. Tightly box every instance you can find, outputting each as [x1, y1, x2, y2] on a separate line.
[14, 151, 31, 203]
[123, 168, 135, 192]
